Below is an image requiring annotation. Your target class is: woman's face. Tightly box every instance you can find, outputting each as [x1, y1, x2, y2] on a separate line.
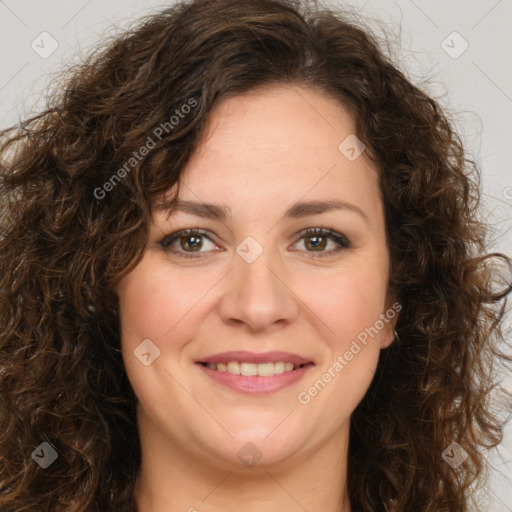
[116, 84, 398, 471]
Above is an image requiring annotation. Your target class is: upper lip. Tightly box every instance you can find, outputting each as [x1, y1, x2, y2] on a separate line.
[197, 351, 313, 366]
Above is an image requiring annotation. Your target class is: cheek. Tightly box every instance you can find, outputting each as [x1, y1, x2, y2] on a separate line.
[117, 257, 211, 342]
[117, 259, 210, 419]
[297, 266, 385, 413]
[298, 258, 389, 341]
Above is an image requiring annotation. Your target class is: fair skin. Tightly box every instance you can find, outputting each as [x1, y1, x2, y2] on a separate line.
[116, 84, 399, 512]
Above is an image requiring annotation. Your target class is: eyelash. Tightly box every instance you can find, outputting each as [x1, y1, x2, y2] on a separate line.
[159, 227, 351, 260]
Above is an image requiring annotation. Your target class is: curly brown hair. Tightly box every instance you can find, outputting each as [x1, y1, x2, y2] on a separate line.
[1, 0, 511, 510]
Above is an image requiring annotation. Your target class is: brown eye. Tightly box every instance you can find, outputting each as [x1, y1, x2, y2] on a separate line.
[160, 229, 218, 258]
[304, 234, 328, 251]
[178, 234, 203, 251]
[293, 227, 351, 258]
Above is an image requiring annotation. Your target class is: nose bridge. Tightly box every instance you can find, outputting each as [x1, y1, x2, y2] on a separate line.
[218, 235, 298, 331]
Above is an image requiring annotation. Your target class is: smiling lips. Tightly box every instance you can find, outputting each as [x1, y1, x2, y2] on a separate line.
[196, 351, 314, 394]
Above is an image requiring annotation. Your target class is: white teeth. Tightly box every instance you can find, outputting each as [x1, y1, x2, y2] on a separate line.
[227, 361, 241, 375]
[204, 361, 304, 376]
[257, 362, 275, 377]
[274, 362, 285, 374]
[240, 362, 258, 376]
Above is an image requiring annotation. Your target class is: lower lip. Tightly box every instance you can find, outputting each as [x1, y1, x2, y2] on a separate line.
[196, 363, 314, 394]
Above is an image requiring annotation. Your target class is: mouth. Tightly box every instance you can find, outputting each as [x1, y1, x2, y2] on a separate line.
[195, 351, 315, 394]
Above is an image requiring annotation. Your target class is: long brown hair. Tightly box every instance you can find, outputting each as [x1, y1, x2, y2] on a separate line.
[1, 0, 511, 510]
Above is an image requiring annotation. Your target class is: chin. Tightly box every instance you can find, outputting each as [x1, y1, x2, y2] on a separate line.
[204, 430, 304, 470]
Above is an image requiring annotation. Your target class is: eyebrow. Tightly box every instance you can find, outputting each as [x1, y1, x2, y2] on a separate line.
[155, 198, 369, 224]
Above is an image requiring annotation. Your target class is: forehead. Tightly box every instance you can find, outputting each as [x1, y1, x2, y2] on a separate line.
[156, 85, 382, 227]
[194, 83, 358, 163]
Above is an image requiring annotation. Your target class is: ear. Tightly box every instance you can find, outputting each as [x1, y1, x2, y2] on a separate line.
[380, 295, 401, 349]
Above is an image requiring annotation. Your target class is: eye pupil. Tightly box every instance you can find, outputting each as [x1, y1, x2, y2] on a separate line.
[182, 235, 202, 251]
[306, 235, 327, 251]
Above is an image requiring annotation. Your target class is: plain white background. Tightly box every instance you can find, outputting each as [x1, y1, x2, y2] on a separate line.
[0, 0, 511, 509]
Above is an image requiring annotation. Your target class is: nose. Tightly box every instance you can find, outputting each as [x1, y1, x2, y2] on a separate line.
[217, 249, 299, 333]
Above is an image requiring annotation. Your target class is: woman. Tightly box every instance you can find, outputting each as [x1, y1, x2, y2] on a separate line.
[1, 0, 511, 510]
